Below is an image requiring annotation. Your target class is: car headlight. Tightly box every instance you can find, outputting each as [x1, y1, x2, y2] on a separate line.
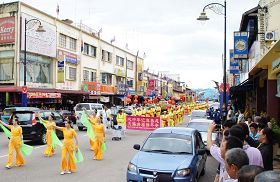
[176, 168, 191, 177]
[127, 162, 137, 173]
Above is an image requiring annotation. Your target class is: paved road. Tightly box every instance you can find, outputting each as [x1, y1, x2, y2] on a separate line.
[0, 122, 217, 182]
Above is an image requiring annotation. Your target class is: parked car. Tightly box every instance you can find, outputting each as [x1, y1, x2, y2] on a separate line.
[187, 119, 218, 146]
[189, 110, 207, 121]
[9, 109, 66, 144]
[1, 107, 39, 124]
[75, 103, 104, 131]
[56, 110, 77, 124]
[127, 127, 207, 182]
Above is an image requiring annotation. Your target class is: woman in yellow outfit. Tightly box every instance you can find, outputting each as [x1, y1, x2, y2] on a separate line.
[0, 117, 25, 169]
[38, 113, 56, 157]
[87, 110, 98, 151]
[54, 120, 78, 175]
[141, 108, 146, 117]
[161, 111, 169, 127]
[168, 110, 175, 127]
[155, 106, 161, 117]
[89, 116, 105, 160]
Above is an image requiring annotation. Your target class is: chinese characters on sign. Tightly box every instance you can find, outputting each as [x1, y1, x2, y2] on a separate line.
[126, 116, 161, 131]
[0, 17, 15, 43]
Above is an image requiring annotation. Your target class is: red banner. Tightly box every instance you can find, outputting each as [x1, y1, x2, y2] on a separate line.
[148, 80, 155, 90]
[126, 116, 161, 131]
[0, 17, 15, 43]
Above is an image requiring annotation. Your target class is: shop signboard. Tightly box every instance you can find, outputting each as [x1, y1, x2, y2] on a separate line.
[234, 32, 248, 59]
[126, 116, 161, 131]
[0, 17, 15, 43]
[148, 80, 155, 90]
[117, 84, 128, 95]
[229, 49, 240, 74]
[28, 92, 61, 99]
[21, 13, 57, 58]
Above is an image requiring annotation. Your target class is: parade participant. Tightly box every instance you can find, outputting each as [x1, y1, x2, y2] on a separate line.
[146, 107, 152, 117]
[141, 107, 146, 117]
[102, 106, 111, 130]
[38, 113, 56, 157]
[53, 120, 78, 175]
[168, 109, 174, 127]
[151, 105, 156, 117]
[161, 111, 169, 127]
[116, 109, 126, 135]
[155, 105, 161, 117]
[178, 106, 183, 124]
[89, 116, 105, 160]
[173, 107, 178, 126]
[87, 110, 98, 151]
[136, 108, 142, 116]
[132, 106, 136, 116]
[0, 117, 25, 169]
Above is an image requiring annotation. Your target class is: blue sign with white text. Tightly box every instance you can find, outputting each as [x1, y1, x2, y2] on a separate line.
[234, 32, 248, 59]
[229, 49, 240, 74]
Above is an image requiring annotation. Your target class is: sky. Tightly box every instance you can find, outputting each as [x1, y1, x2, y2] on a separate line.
[4, 0, 259, 89]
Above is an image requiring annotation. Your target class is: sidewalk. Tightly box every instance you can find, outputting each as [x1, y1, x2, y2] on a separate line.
[274, 155, 280, 171]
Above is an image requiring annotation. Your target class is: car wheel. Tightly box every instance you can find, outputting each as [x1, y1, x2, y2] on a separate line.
[78, 127, 84, 131]
[200, 167, 205, 176]
[41, 132, 47, 144]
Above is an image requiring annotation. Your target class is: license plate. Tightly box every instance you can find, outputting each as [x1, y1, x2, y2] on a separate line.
[144, 178, 154, 182]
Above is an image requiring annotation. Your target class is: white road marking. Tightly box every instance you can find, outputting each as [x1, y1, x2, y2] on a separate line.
[0, 154, 8, 158]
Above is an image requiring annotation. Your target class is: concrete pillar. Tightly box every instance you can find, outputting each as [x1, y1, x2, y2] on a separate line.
[267, 80, 280, 121]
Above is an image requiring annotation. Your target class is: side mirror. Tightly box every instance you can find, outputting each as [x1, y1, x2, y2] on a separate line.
[197, 149, 206, 155]
[133, 144, 140, 150]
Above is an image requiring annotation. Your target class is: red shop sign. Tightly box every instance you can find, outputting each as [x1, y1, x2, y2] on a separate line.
[0, 17, 15, 43]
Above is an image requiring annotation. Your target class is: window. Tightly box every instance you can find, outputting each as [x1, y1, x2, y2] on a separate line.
[90, 46, 97, 57]
[84, 43, 90, 55]
[127, 60, 133, 70]
[67, 67, 76, 80]
[108, 52, 112, 62]
[116, 56, 124, 66]
[91, 71, 96, 81]
[59, 34, 67, 48]
[102, 50, 111, 62]
[69, 37, 77, 51]
[83, 70, 89, 81]
[116, 76, 125, 84]
[101, 73, 112, 85]
[0, 58, 13, 81]
[127, 79, 133, 87]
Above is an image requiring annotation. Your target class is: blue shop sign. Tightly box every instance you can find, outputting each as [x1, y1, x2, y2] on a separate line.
[234, 32, 248, 59]
[65, 56, 78, 65]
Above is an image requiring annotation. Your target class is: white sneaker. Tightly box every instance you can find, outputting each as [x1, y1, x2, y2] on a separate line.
[60, 171, 65, 175]
[66, 171, 72, 174]
[5, 165, 11, 169]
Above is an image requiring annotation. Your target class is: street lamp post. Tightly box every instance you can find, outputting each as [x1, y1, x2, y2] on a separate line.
[22, 18, 45, 106]
[197, 0, 227, 115]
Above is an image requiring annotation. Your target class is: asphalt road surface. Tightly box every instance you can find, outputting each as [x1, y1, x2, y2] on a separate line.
[0, 120, 217, 182]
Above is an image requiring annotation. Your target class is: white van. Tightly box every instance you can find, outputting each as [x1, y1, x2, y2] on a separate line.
[74, 103, 104, 130]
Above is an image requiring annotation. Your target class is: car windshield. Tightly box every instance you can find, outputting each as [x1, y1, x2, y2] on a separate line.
[191, 111, 206, 118]
[188, 122, 209, 132]
[76, 104, 90, 111]
[91, 105, 103, 110]
[142, 133, 192, 154]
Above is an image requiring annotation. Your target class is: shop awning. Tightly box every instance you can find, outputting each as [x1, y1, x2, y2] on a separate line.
[249, 39, 280, 79]
[0, 86, 19, 92]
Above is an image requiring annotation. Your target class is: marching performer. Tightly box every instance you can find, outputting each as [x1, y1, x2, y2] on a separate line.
[161, 111, 169, 127]
[87, 110, 98, 151]
[0, 117, 25, 169]
[54, 120, 78, 175]
[89, 116, 105, 160]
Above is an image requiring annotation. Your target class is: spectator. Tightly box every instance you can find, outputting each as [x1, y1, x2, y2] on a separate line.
[249, 123, 259, 141]
[207, 123, 243, 182]
[257, 127, 274, 171]
[254, 171, 280, 182]
[245, 116, 253, 126]
[237, 109, 245, 123]
[237, 165, 264, 182]
[227, 106, 234, 121]
[229, 125, 263, 167]
[155, 174, 174, 182]
[225, 148, 249, 181]
[238, 122, 259, 148]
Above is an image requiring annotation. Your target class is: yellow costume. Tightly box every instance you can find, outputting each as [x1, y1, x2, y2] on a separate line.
[88, 116, 98, 151]
[168, 112, 175, 127]
[44, 121, 56, 156]
[7, 125, 24, 167]
[142, 109, 146, 117]
[156, 106, 161, 117]
[60, 128, 77, 172]
[116, 113, 126, 125]
[92, 123, 105, 160]
[136, 110, 142, 116]
[161, 114, 169, 127]
[146, 109, 151, 117]
[151, 107, 156, 117]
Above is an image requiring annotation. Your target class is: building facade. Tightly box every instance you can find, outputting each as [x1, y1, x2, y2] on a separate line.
[0, 2, 144, 109]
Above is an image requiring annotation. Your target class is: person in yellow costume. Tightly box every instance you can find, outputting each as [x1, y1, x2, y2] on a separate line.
[161, 111, 169, 127]
[151, 105, 156, 117]
[136, 108, 142, 116]
[168, 110, 175, 127]
[0, 117, 25, 169]
[155, 105, 161, 117]
[89, 116, 105, 160]
[146, 108, 151, 117]
[38, 113, 56, 157]
[54, 120, 78, 175]
[87, 110, 98, 151]
[141, 107, 147, 117]
[132, 107, 136, 116]
[180, 106, 185, 123]
[173, 107, 178, 126]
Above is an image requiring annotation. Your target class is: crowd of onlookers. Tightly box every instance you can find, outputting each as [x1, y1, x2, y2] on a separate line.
[206, 104, 280, 182]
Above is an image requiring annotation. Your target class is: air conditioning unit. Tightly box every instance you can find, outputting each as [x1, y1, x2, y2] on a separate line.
[265, 31, 276, 41]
